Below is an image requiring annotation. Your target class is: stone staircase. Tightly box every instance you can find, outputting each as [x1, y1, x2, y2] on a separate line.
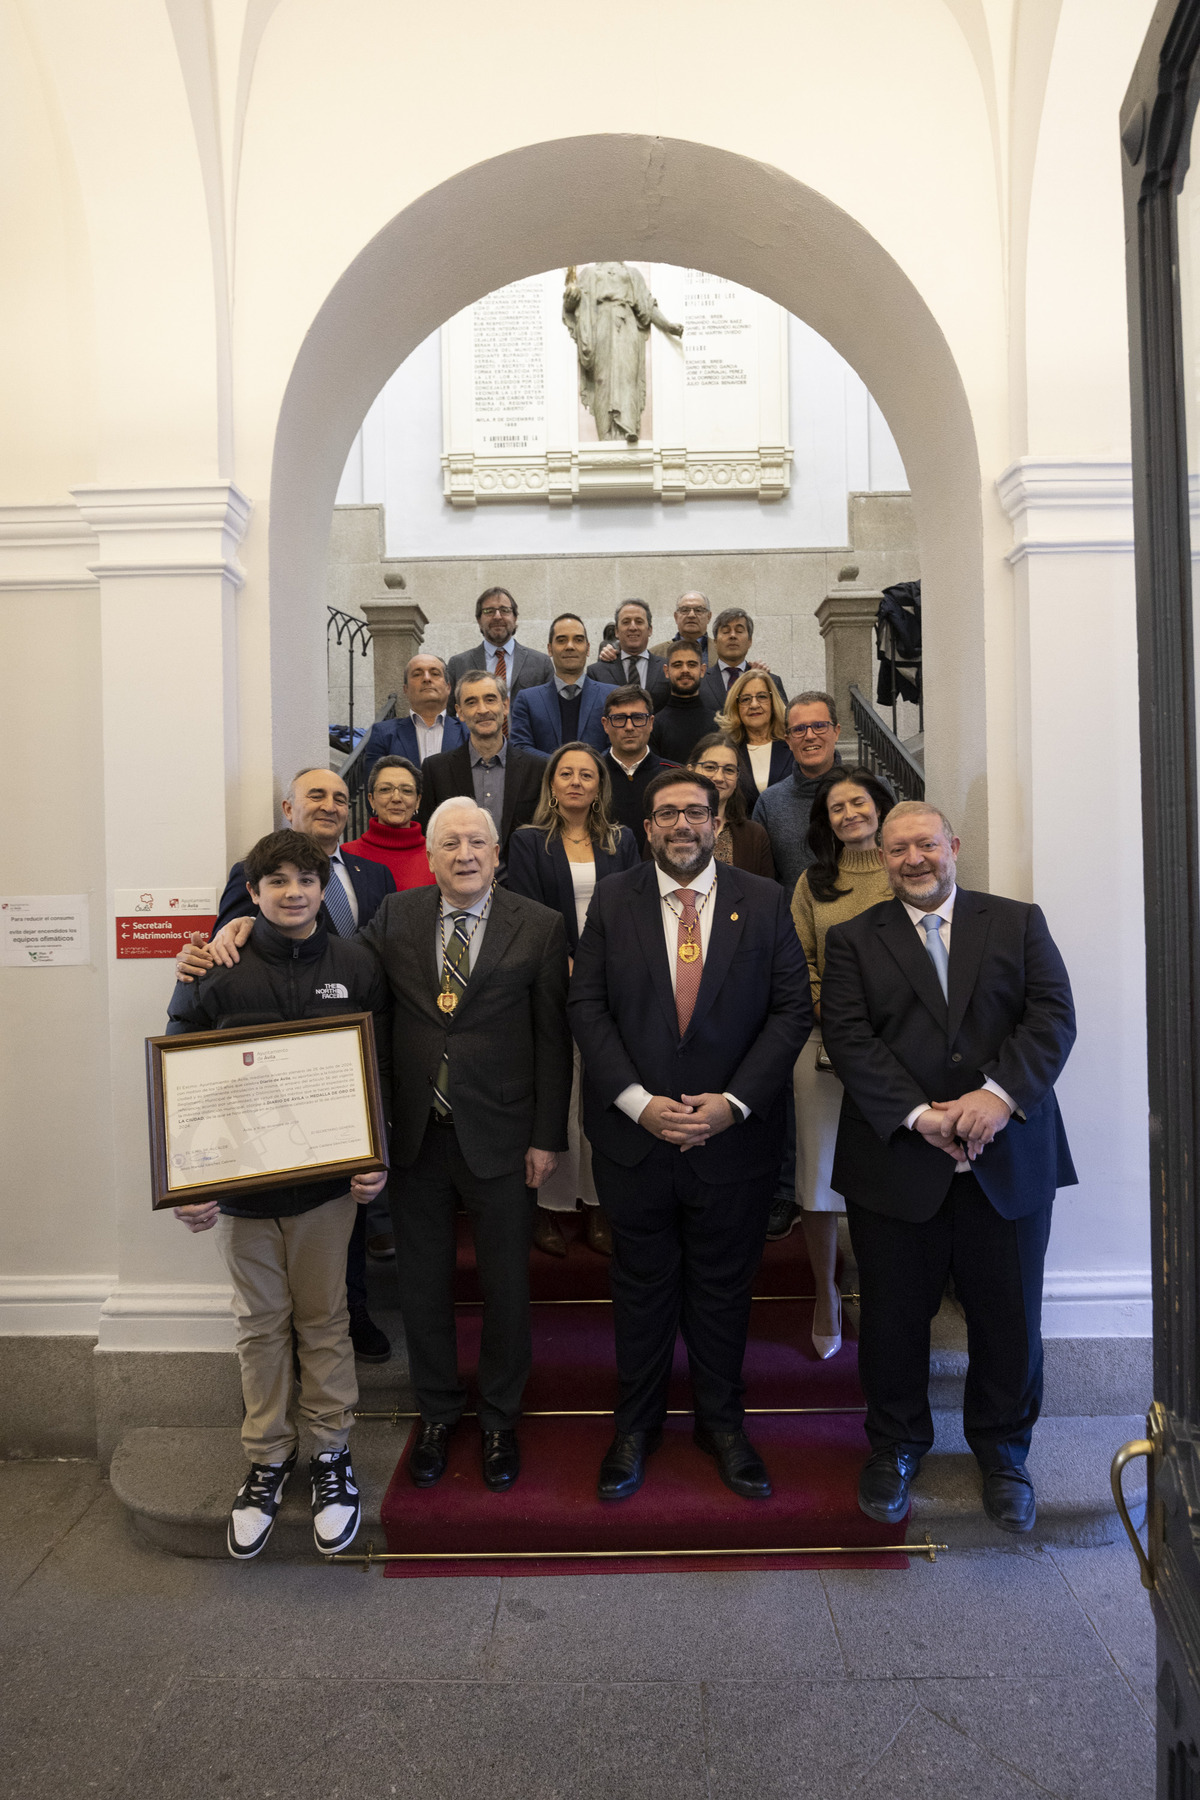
[109, 1292, 1149, 1561]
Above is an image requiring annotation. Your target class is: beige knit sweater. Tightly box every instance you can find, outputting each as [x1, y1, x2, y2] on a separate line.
[791, 846, 894, 1012]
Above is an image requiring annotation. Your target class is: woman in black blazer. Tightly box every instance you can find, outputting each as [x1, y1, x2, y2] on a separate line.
[687, 734, 777, 879]
[715, 670, 793, 807]
[507, 741, 638, 1258]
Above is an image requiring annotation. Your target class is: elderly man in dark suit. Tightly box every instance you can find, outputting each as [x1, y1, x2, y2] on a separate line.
[820, 800, 1077, 1534]
[361, 797, 571, 1493]
[418, 670, 546, 871]
[569, 769, 812, 1502]
[358, 653, 467, 769]
[445, 586, 554, 716]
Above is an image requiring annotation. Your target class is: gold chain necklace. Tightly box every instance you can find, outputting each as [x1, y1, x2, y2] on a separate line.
[436, 892, 493, 1012]
[663, 881, 715, 963]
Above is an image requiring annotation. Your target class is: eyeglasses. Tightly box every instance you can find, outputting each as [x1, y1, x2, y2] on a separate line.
[373, 783, 417, 800]
[649, 804, 714, 826]
[480, 606, 515, 619]
[693, 760, 737, 778]
[787, 721, 834, 737]
[607, 711, 651, 728]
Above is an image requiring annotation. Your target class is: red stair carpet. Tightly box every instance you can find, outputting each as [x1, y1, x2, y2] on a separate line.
[380, 1212, 907, 1576]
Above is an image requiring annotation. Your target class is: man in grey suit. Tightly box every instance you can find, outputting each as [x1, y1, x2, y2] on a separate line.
[445, 587, 554, 716]
[360, 797, 571, 1494]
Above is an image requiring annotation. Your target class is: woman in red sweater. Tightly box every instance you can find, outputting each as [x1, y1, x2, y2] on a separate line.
[341, 755, 436, 892]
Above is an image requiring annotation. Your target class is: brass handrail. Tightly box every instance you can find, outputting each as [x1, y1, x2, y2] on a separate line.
[326, 1534, 947, 1571]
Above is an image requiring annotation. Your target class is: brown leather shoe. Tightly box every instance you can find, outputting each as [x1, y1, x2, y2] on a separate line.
[532, 1206, 568, 1256]
[584, 1206, 612, 1255]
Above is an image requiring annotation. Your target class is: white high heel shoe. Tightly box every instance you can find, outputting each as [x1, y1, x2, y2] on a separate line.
[812, 1292, 842, 1360]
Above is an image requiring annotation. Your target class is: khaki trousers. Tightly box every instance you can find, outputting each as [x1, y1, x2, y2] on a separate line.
[217, 1195, 359, 1464]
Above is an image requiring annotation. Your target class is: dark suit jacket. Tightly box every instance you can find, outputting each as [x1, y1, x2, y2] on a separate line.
[508, 677, 609, 755]
[820, 888, 1078, 1222]
[700, 665, 787, 722]
[360, 884, 571, 1180]
[506, 824, 640, 953]
[587, 653, 670, 709]
[445, 641, 554, 715]
[730, 738, 793, 809]
[359, 712, 467, 771]
[214, 851, 394, 935]
[416, 741, 547, 856]
[568, 861, 813, 1182]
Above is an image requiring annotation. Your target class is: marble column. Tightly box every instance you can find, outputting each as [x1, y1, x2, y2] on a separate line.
[363, 575, 427, 716]
[814, 584, 881, 741]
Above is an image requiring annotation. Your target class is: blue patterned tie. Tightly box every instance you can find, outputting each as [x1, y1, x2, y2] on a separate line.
[920, 913, 950, 1002]
[324, 863, 356, 938]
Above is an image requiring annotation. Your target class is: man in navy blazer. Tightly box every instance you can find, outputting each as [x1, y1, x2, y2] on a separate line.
[820, 800, 1077, 1535]
[569, 769, 812, 1502]
[509, 614, 608, 755]
[357, 653, 467, 771]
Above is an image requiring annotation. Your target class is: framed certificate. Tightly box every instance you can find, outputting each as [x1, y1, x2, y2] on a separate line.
[145, 1013, 389, 1210]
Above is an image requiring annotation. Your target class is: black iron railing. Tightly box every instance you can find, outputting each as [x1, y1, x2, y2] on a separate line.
[850, 684, 925, 802]
[340, 692, 398, 840]
[327, 607, 372, 753]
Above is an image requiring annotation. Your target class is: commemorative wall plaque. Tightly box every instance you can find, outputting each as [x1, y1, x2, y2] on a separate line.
[145, 1014, 388, 1210]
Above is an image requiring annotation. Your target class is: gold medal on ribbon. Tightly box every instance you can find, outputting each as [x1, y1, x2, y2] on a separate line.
[437, 990, 458, 1013]
[678, 940, 701, 964]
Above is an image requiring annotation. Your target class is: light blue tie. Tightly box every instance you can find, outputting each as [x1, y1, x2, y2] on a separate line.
[324, 864, 356, 938]
[920, 913, 949, 1001]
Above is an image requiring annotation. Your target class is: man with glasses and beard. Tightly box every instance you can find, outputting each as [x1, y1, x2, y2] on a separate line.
[569, 771, 812, 1502]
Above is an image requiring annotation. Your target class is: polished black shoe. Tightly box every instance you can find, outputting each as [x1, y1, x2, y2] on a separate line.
[766, 1196, 800, 1241]
[408, 1420, 454, 1487]
[982, 1466, 1037, 1533]
[597, 1428, 662, 1501]
[694, 1424, 773, 1499]
[481, 1428, 520, 1491]
[349, 1307, 391, 1364]
[857, 1447, 920, 1523]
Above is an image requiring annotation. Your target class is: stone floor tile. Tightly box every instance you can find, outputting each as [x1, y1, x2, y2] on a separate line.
[0, 1460, 102, 1600]
[486, 1571, 842, 1681]
[702, 1678, 918, 1799]
[819, 1547, 1111, 1679]
[1049, 1545, 1157, 1716]
[863, 1704, 1051, 1798]
[113, 1678, 582, 1800]
[916, 1672, 1154, 1800]
[576, 1683, 708, 1799]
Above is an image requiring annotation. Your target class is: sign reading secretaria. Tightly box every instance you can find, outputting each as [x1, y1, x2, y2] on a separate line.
[114, 888, 217, 960]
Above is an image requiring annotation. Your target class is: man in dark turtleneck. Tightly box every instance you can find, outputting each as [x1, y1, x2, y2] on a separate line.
[649, 643, 711, 765]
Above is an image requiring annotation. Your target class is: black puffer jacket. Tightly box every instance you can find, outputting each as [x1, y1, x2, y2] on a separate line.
[165, 916, 391, 1217]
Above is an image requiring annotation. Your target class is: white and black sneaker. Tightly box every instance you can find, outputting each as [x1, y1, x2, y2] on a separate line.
[226, 1451, 297, 1559]
[310, 1447, 361, 1554]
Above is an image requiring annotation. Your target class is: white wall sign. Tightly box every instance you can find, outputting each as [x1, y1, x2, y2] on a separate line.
[0, 895, 91, 966]
[441, 263, 791, 507]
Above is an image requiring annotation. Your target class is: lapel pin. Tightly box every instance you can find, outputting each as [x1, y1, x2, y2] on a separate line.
[730, 911, 739, 921]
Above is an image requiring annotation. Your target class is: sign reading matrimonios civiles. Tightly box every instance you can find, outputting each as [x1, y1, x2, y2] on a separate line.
[440, 263, 791, 508]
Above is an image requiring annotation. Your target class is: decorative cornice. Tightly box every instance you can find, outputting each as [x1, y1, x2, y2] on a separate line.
[70, 482, 252, 586]
[0, 503, 98, 591]
[996, 457, 1134, 563]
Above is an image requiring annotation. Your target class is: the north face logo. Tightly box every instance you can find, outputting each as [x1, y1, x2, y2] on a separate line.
[315, 983, 349, 1000]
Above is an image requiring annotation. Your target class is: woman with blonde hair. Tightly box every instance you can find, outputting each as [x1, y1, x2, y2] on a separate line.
[508, 741, 638, 1257]
[716, 669, 792, 807]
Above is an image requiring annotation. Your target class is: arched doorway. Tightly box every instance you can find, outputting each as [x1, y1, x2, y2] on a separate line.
[270, 134, 987, 872]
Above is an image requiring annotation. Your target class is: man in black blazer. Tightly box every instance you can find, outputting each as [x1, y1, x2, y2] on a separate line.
[360, 797, 571, 1493]
[445, 586, 554, 716]
[569, 770, 812, 1502]
[587, 599, 670, 709]
[820, 801, 1077, 1534]
[600, 683, 677, 852]
[418, 670, 546, 872]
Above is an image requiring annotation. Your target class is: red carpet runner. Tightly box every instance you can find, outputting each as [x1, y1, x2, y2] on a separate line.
[381, 1213, 907, 1576]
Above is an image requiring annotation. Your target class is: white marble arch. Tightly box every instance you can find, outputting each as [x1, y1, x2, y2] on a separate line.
[269, 134, 989, 883]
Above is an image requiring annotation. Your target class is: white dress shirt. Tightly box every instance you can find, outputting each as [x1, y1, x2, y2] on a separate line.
[412, 709, 447, 762]
[327, 848, 360, 928]
[615, 856, 748, 1127]
[899, 885, 1016, 1170]
[717, 659, 748, 692]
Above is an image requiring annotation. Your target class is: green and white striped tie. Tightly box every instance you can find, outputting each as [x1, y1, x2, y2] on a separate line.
[432, 913, 472, 1118]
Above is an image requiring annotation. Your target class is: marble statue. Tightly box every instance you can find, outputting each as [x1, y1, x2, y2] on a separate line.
[563, 262, 683, 442]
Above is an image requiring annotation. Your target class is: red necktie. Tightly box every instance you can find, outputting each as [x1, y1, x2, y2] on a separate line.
[673, 888, 703, 1034]
[494, 648, 507, 683]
